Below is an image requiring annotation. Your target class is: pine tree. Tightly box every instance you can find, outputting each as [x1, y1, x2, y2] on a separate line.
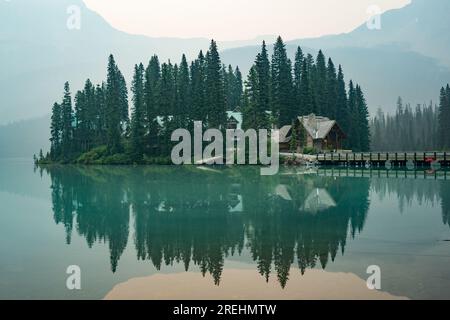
[94, 83, 107, 146]
[159, 61, 176, 154]
[300, 59, 313, 115]
[190, 51, 207, 123]
[293, 46, 304, 114]
[438, 85, 450, 149]
[335, 65, 349, 136]
[255, 41, 270, 128]
[347, 80, 358, 150]
[144, 55, 161, 155]
[106, 55, 125, 154]
[130, 63, 146, 161]
[271, 36, 293, 126]
[355, 85, 371, 151]
[205, 40, 227, 129]
[313, 50, 327, 115]
[50, 102, 62, 159]
[61, 81, 73, 158]
[234, 66, 243, 108]
[242, 66, 259, 130]
[177, 54, 191, 127]
[326, 58, 338, 119]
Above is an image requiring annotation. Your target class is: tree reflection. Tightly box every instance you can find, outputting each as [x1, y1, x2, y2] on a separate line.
[44, 165, 371, 287]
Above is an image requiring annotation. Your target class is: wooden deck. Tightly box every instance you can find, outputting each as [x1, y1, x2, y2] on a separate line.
[316, 152, 449, 167]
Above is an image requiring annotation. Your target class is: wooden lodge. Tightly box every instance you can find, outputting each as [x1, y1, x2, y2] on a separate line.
[279, 114, 346, 152]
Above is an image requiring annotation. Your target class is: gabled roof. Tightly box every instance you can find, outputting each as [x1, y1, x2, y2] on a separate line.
[301, 188, 337, 213]
[227, 111, 243, 130]
[298, 114, 337, 140]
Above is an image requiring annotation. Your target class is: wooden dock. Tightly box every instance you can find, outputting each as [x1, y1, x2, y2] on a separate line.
[317, 167, 449, 180]
[316, 152, 449, 168]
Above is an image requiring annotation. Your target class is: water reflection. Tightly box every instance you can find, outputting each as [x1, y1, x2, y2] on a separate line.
[41, 166, 450, 289]
[41, 165, 376, 288]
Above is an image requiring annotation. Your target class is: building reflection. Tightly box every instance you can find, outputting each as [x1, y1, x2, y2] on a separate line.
[45, 165, 372, 287]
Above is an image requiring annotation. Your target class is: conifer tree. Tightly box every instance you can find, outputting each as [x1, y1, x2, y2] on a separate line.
[144, 55, 161, 155]
[106, 55, 125, 154]
[355, 85, 371, 151]
[293, 46, 304, 114]
[347, 80, 358, 150]
[190, 51, 207, 123]
[326, 58, 338, 119]
[242, 66, 259, 130]
[50, 102, 62, 158]
[438, 85, 450, 149]
[234, 66, 243, 107]
[61, 81, 74, 157]
[271, 36, 293, 126]
[205, 40, 227, 129]
[313, 50, 327, 115]
[255, 41, 270, 128]
[335, 65, 349, 135]
[177, 54, 191, 127]
[298, 60, 314, 115]
[130, 63, 146, 161]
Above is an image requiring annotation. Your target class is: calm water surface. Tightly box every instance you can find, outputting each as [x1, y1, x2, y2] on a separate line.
[0, 159, 450, 299]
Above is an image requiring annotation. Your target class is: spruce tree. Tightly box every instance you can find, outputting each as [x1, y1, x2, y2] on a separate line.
[205, 40, 227, 129]
[50, 102, 62, 159]
[347, 80, 358, 150]
[130, 63, 146, 161]
[144, 55, 161, 155]
[271, 36, 293, 126]
[326, 58, 338, 119]
[106, 55, 124, 154]
[177, 54, 191, 127]
[61, 81, 73, 158]
[438, 85, 450, 149]
[293, 46, 304, 114]
[234, 66, 243, 108]
[190, 51, 206, 123]
[255, 41, 270, 128]
[242, 66, 259, 130]
[298, 60, 314, 115]
[313, 50, 327, 116]
[355, 85, 371, 151]
[336, 65, 349, 136]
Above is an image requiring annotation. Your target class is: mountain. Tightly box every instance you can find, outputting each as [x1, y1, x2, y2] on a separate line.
[0, 0, 205, 124]
[294, 0, 450, 69]
[0, 115, 50, 158]
[0, 0, 273, 125]
[222, 0, 450, 112]
[1, 0, 449, 157]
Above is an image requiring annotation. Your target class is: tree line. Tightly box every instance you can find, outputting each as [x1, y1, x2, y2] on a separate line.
[371, 85, 450, 152]
[242, 37, 370, 151]
[45, 37, 371, 164]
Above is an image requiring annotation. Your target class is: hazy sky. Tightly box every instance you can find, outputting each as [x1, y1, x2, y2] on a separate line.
[83, 0, 410, 41]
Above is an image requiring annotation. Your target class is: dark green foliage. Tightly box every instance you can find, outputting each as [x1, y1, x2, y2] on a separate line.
[438, 85, 450, 150]
[130, 63, 146, 161]
[242, 37, 369, 152]
[205, 40, 227, 129]
[61, 82, 73, 158]
[50, 102, 61, 158]
[45, 42, 243, 163]
[242, 41, 270, 130]
[106, 55, 126, 154]
[371, 98, 439, 151]
[271, 36, 294, 126]
[45, 37, 371, 162]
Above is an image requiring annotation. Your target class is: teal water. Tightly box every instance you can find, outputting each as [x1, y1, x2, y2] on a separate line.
[0, 160, 450, 299]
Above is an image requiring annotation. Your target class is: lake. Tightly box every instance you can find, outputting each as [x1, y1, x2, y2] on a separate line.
[0, 159, 449, 299]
